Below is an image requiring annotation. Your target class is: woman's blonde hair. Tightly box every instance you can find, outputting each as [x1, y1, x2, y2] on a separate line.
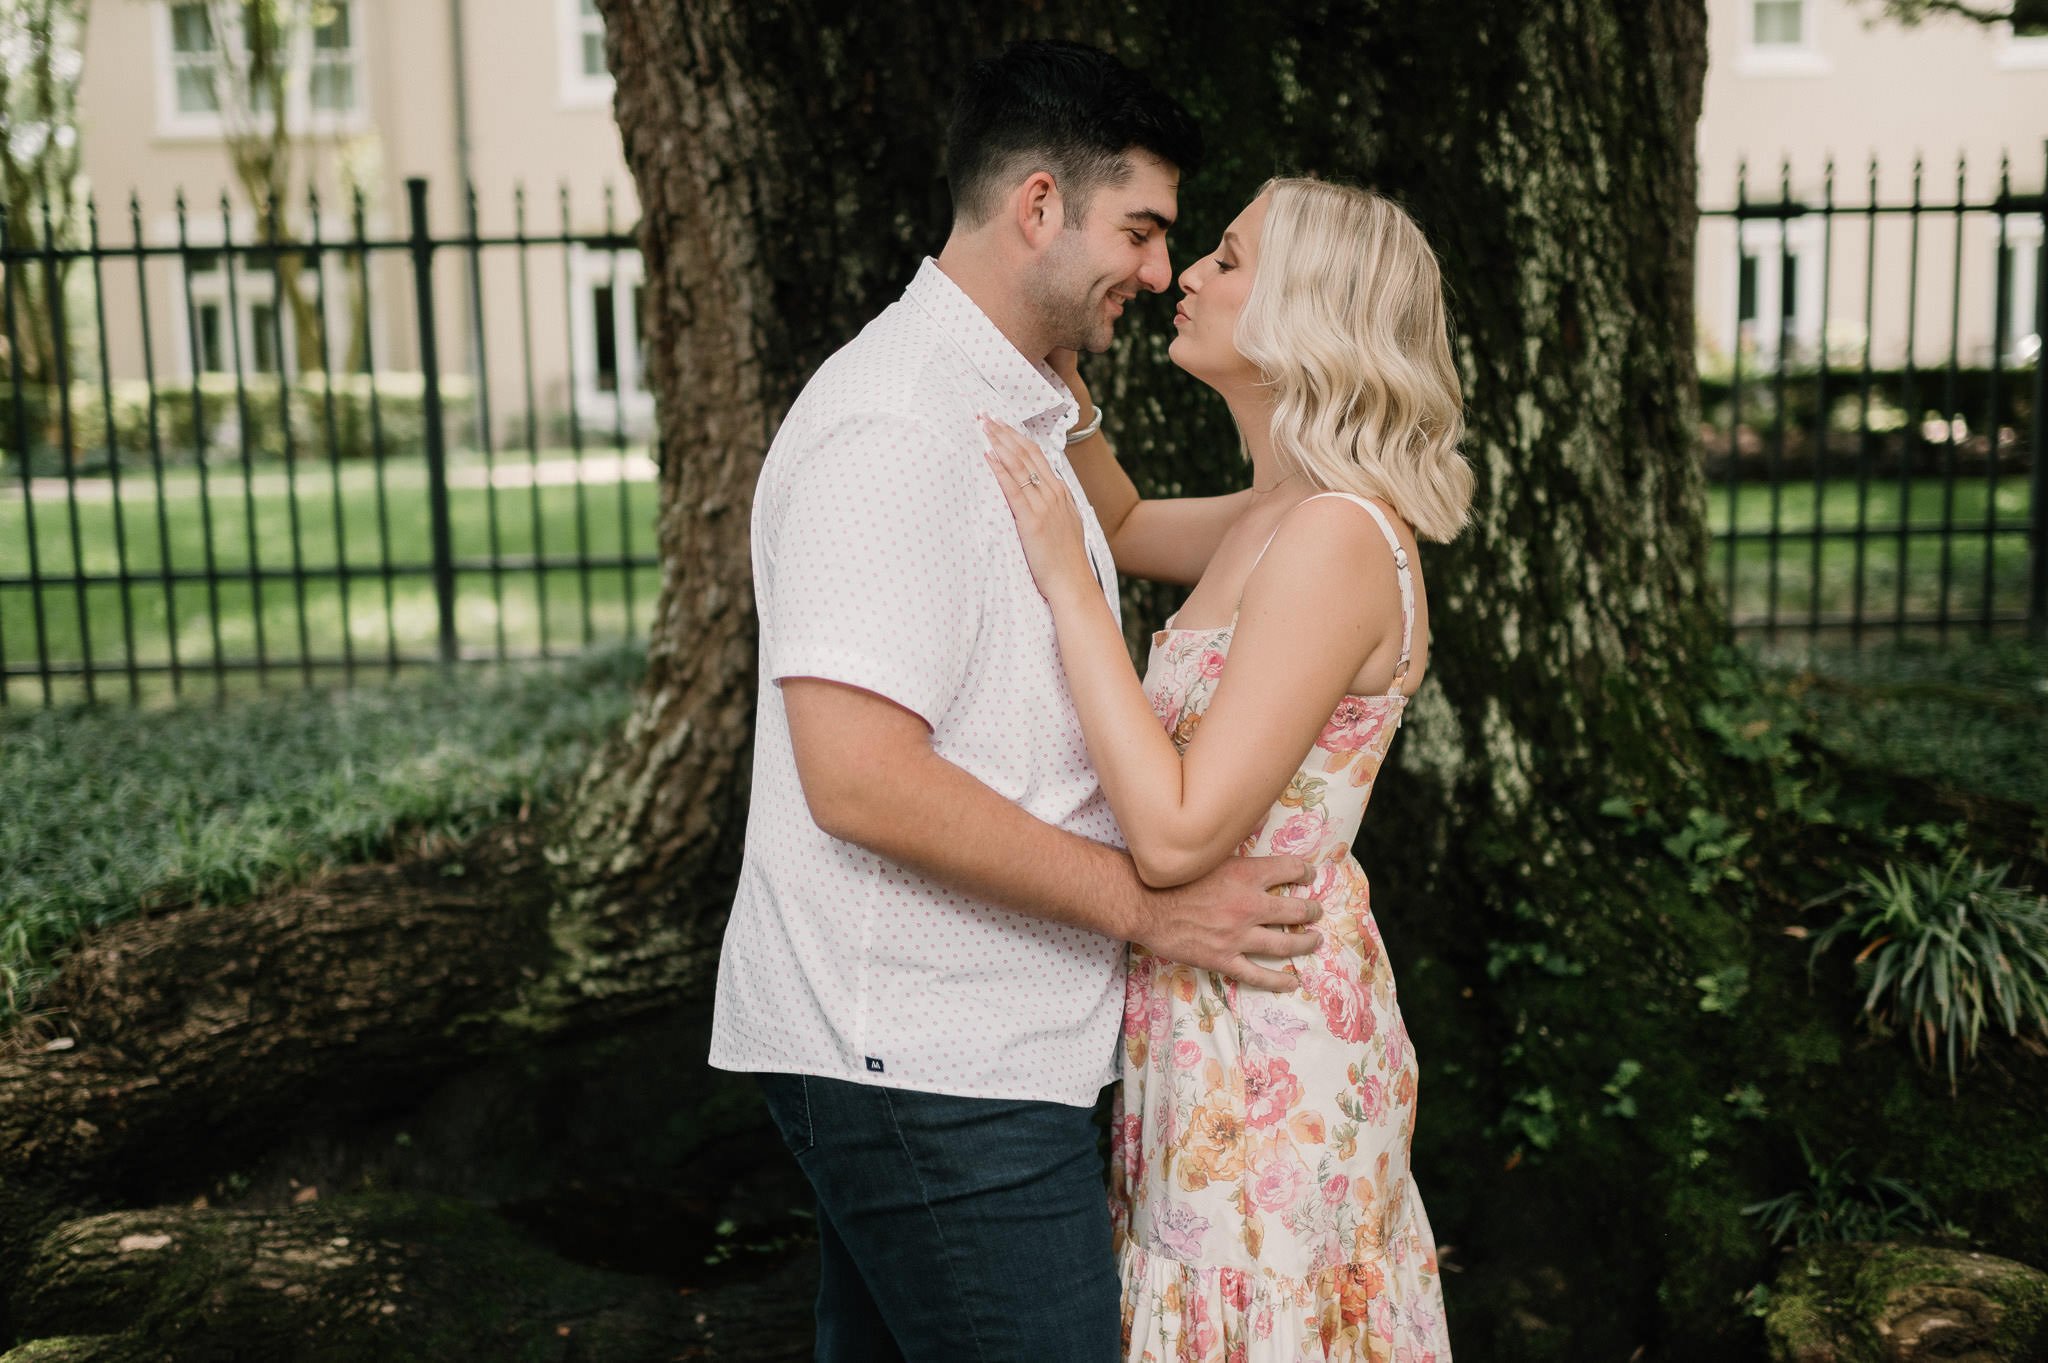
[1234, 178, 1473, 543]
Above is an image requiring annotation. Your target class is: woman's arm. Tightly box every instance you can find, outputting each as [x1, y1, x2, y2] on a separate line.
[984, 419, 1399, 887]
[1052, 351, 1249, 588]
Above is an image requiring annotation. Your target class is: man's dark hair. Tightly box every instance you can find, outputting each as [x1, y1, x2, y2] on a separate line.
[945, 40, 1202, 229]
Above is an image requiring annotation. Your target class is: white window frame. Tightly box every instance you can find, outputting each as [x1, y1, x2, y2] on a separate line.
[1995, 218, 2043, 366]
[1994, 15, 2048, 70]
[159, 211, 380, 382]
[173, 248, 296, 382]
[567, 244, 654, 430]
[151, 1, 370, 142]
[1733, 216, 1824, 363]
[1738, 0, 1832, 77]
[557, 0, 613, 109]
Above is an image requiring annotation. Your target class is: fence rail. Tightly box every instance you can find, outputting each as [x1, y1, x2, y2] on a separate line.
[2, 175, 657, 707]
[1698, 145, 2045, 644]
[3, 155, 2046, 709]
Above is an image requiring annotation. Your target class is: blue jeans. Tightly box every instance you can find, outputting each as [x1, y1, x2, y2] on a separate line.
[753, 1071, 1120, 1362]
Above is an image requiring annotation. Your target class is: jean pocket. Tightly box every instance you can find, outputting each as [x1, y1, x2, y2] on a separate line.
[755, 1072, 815, 1158]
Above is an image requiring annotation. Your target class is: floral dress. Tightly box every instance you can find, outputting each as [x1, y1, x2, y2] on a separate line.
[1112, 492, 1451, 1363]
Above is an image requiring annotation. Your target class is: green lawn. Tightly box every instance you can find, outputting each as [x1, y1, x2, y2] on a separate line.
[1707, 475, 2034, 630]
[2, 448, 661, 705]
[0, 645, 642, 1021]
[1, 465, 2036, 705]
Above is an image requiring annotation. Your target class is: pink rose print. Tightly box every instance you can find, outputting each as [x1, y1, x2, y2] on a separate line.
[1316, 696, 1386, 754]
[1246, 1006, 1310, 1052]
[1371, 1296, 1396, 1340]
[1323, 1174, 1350, 1206]
[1357, 1073, 1387, 1123]
[1315, 970, 1374, 1043]
[1385, 1017, 1410, 1073]
[1152, 1202, 1210, 1259]
[1111, 1112, 1143, 1163]
[1185, 1289, 1218, 1357]
[1254, 1304, 1275, 1339]
[1243, 1057, 1305, 1130]
[1148, 993, 1174, 1052]
[1270, 810, 1327, 859]
[1198, 648, 1227, 679]
[1173, 1039, 1202, 1069]
[1248, 1149, 1309, 1211]
[1221, 1267, 1252, 1311]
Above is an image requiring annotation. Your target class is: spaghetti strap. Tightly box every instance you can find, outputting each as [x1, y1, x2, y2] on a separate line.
[1251, 491, 1415, 697]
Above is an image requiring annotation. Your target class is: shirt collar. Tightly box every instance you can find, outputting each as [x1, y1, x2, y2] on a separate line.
[906, 257, 1077, 435]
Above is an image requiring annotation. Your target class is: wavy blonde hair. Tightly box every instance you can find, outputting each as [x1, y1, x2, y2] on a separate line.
[1234, 178, 1473, 543]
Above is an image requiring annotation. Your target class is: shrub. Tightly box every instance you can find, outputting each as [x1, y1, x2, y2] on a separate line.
[1, 372, 475, 474]
[1741, 1133, 1943, 1247]
[1808, 850, 2048, 1089]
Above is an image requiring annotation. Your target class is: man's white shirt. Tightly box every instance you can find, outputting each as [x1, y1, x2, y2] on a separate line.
[709, 259, 1129, 1107]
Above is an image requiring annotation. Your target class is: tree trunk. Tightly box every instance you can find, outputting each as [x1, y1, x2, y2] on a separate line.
[9, 3, 2044, 1360]
[571, 0, 1722, 1352]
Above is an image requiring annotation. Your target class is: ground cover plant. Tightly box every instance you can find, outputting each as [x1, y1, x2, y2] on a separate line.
[0, 644, 642, 1022]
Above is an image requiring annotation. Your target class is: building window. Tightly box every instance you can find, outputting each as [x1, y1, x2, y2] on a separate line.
[559, 0, 613, 106]
[1740, 0, 1829, 75]
[570, 246, 652, 429]
[1752, 0, 1804, 45]
[167, 3, 221, 113]
[154, 1, 365, 137]
[1996, 0, 2048, 68]
[308, 3, 361, 114]
[1735, 217, 1821, 363]
[181, 250, 296, 379]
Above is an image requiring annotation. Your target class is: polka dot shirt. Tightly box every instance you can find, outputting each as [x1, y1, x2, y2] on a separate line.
[709, 259, 1129, 1107]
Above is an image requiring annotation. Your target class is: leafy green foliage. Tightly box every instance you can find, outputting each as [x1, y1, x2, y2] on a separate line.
[1741, 1133, 1943, 1247]
[1768, 638, 2048, 811]
[1809, 851, 2048, 1089]
[0, 646, 640, 1019]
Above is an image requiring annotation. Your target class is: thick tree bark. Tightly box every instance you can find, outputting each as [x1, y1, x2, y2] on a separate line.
[568, 0, 1721, 1353]
[8, 3, 2043, 1360]
[3, 1198, 812, 1363]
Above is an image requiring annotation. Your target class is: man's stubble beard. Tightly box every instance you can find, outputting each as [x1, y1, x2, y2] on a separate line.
[1027, 230, 1117, 355]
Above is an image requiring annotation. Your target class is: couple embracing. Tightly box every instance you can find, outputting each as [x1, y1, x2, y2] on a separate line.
[710, 36, 1472, 1363]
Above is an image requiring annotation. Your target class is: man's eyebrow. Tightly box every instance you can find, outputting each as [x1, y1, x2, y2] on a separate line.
[1124, 208, 1175, 231]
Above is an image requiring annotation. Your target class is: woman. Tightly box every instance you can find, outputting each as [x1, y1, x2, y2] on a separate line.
[981, 178, 1473, 1362]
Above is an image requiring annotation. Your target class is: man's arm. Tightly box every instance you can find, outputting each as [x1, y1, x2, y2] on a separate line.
[782, 677, 1320, 992]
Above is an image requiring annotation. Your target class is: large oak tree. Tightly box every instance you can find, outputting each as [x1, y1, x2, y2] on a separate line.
[7, 4, 2046, 1361]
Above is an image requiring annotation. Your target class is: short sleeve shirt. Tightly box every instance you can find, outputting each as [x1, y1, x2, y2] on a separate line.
[708, 259, 1128, 1107]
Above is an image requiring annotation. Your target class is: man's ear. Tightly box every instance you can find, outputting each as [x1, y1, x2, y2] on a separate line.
[1014, 170, 1065, 251]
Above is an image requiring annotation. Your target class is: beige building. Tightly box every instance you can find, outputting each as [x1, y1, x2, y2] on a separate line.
[73, 0, 2048, 433]
[1696, 0, 2047, 372]
[76, 0, 647, 445]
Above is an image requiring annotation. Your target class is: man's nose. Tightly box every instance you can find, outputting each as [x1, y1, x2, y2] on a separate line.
[1139, 238, 1173, 294]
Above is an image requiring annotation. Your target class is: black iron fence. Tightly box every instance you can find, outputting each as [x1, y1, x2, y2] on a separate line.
[1699, 147, 2046, 643]
[2, 176, 657, 706]
[3, 158, 2046, 708]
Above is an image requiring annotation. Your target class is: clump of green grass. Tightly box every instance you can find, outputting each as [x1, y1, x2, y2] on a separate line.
[1765, 637, 2048, 809]
[1808, 849, 2048, 1089]
[1742, 1133, 1945, 1247]
[0, 646, 642, 1021]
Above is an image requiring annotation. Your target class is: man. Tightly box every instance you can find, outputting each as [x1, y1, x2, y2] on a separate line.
[709, 39, 1320, 1360]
